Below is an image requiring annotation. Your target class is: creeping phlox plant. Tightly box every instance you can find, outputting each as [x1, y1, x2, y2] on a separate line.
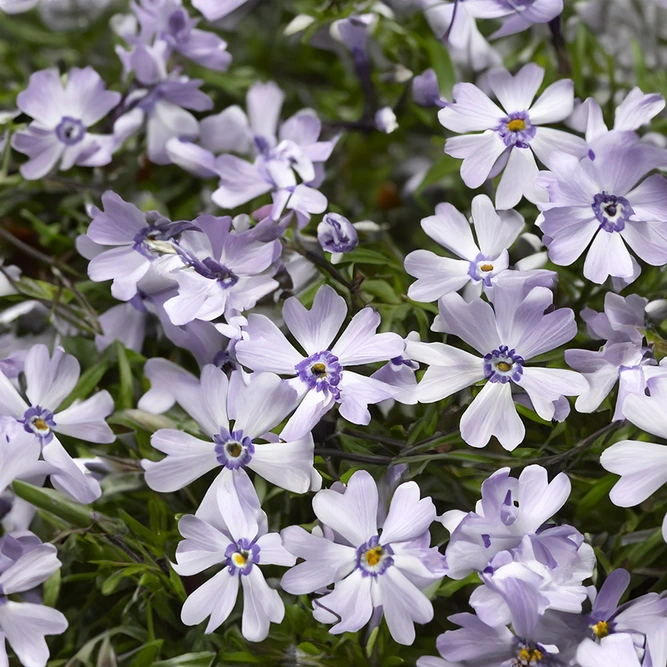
[2, 0, 667, 665]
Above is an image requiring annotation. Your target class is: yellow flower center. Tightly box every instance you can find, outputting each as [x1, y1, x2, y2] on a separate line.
[592, 621, 609, 639]
[507, 119, 526, 132]
[33, 418, 49, 431]
[496, 361, 513, 372]
[227, 442, 243, 458]
[232, 552, 248, 567]
[364, 546, 384, 567]
[311, 363, 327, 377]
[516, 648, 543, 665]
[480, 263, 494, 272]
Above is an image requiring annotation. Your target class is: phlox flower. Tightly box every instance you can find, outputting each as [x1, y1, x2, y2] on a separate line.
[281, 470, 446, 645]
[409, 285, 587, 449]
[436, 579, 580, 666]
[566, 293, 667, 420]
[235, 284, 405, 440]
[317, 213, 359, 255]
[474, 0, 564, 39]
[601, 375, 667, 542]
[577, 635, 642, 667]
[569, 87, 665, 144]
[0, 344, 115, 504]
[173, 473, 295, 641]
[162, 214, 280, 328]
[438, 63, 586, 209]
[470, 533, 594, 627]
[573, 568, 667, 666]
[122, 0, 232, 72]
[11, 67, 121, 180]
[142, 364, 320, 494]
[167, 81, 336, 226]
[81, 191, 192, 301]
[405, 194, 555, 303]
[536, 133, 667, 284]
[441, 465, 573, 579]
[0, 543, 68, 667]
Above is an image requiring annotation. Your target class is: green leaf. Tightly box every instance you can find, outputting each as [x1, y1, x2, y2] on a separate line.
[12, 480, 93, 527]
[152, 654, 216, 667]
[116, 341, 134, 410]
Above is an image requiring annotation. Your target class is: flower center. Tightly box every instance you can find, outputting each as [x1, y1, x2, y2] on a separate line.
[195, 258, 240, 288]
[356, 536, 394, 577]
[225, 539, 259, 576]
[22, 406, 56, 443]
[592, 192, 634, 233]
[480, 263, 494, 272]
[497, 111, 535, 148]
[592, 620, 609, 639]
[514, 646, 544, 666]
[295, 351, 343, 399]
[55, 116, 86, 145]
[484, 346, 524, 383]
[213, 429, 255, 470]
[468, 253, 501, 286]
[133, 219, 193, 259]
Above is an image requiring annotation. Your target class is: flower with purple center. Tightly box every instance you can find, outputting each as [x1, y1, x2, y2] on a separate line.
[406, 195, 558, 303]
[213, 429, 255, 470]
[407, 285, 587, 450]
[235, 284, 405, 440]
[224, 538, 260, 576]
[162, 214, 280, 329]
[82, 191, 190, 301]
[438, 63, 586, 209]
[536, 134, 667, 285]
[166, 81, 336, 227]
[174, 473, 295, 641]
[142, 365, 321, 495]
[294, 351, 343, 400]
[21, 405, 56, 443]
[281, 470, 446, 645]
[0, 344, 115, 504]
[483, 345, 524, 383]
[11, 67, 121, 180]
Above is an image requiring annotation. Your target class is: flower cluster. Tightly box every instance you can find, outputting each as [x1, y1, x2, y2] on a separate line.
[2, 0, 667, 664]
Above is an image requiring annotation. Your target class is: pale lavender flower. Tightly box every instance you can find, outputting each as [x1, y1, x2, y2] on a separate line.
[192, 0, 249, 21]
[82, 191, 191, 301]
[162, 214, 280, 327]
[419, 0, 501, 73]
[536, 134, 667, 284]
[0, 345, 115, 503]
[577, 635, 642, 667]
[574, 568, 667, 666]
[11, 67, 121, 180]
[566, 293, 667, 420]
[569, 88, 665, 144]
[478, 0, 564, 39]
[601, 375, 667, 542]
[409, 285, 587, 450]
[115, 72, 214, 165]
[405, 195, 526, 302]
[120, 0, 232, 72]
[0, 543, 68, 667]
[437, 580, 579, 666]
[438, 63, 586, 209]
[317, 213, 359, 254]
[235, 284, 405, 440]
[470, 533, 594, 627]
[441, 465, 572, 579]
[167, 81, 336, 226]
[173, 472, 295, 641]
[281, 470, 446, 645]
[412, 68, 447, 108]
[142, 366, 320, 494]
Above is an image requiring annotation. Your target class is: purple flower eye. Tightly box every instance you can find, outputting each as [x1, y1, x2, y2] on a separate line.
[21, 405, 56, 443]
[214, 429, 255, 470]
[592, 192, 634, 233]
[295, 351, 343, 399]
[225, 538, 260, 576]
[355, 536, 394, 577]
[484, 346, 525, 384]
[496, 111, 536, 148]
[55, 117, 86, 145]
